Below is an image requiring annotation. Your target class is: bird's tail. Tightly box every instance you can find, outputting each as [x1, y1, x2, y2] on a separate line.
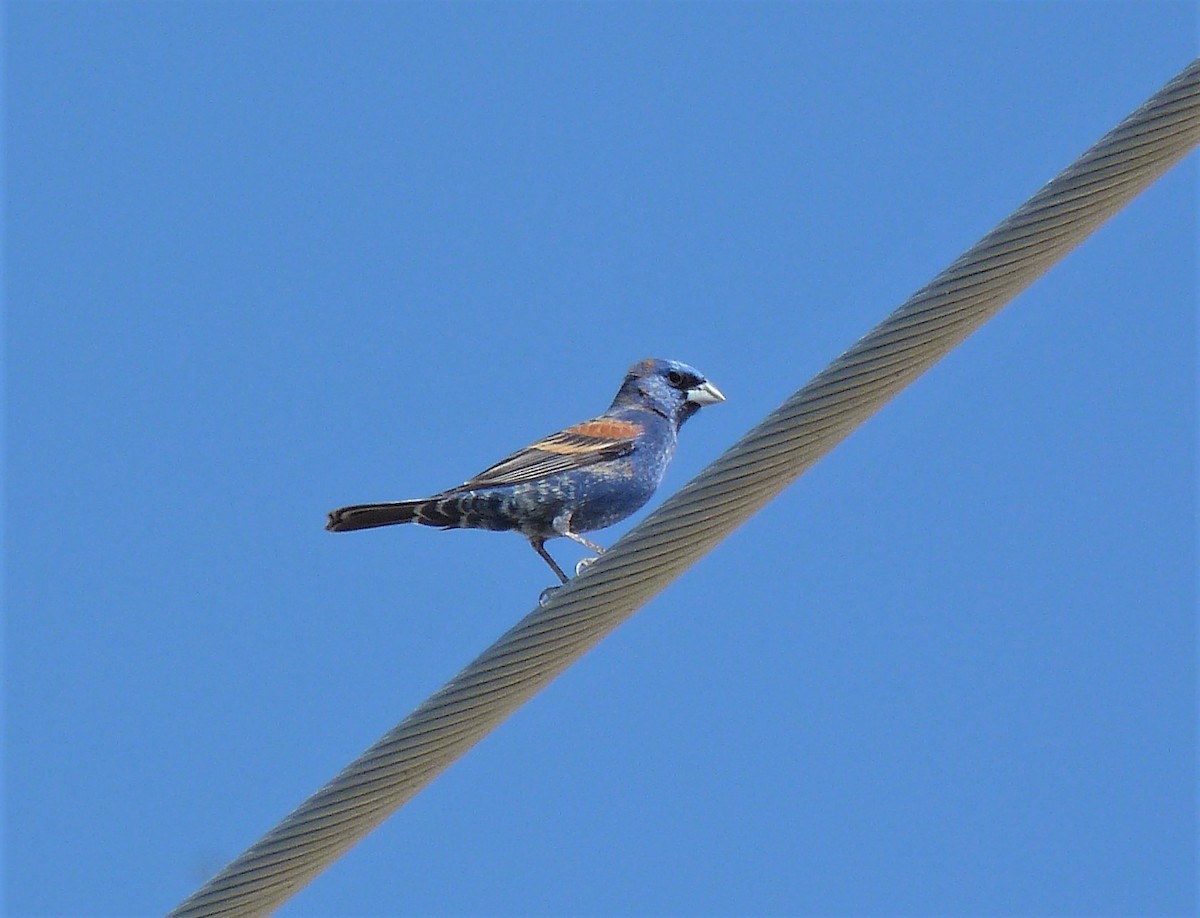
[326, 500, 425, 532]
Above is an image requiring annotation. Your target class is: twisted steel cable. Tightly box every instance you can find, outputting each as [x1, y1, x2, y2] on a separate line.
[171, 59, 1200, 917]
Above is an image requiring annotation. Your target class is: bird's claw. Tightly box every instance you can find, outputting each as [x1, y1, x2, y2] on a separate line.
[539, 558, 597, 604]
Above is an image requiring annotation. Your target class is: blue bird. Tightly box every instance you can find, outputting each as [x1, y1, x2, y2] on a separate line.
[326, 358, 725, 585]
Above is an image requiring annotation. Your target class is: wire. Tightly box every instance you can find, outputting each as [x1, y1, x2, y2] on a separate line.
[170, 59, 1200, 917]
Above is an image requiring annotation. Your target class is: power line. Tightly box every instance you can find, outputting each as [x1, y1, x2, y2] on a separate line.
[170, 58, 1200, 917]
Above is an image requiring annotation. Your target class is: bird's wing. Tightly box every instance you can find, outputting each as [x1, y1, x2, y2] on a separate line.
[456, 418, 643, 489]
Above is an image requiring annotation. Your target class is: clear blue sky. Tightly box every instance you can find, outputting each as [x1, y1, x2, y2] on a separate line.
[5, 4, 1195, 916]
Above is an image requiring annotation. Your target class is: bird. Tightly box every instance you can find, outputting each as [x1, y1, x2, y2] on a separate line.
[326, 358, 725, 586]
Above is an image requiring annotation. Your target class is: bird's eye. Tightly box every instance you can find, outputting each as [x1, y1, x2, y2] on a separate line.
[667, 370, 684, 386]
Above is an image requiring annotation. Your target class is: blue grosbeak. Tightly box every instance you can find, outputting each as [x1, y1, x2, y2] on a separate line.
[326, 358, 724, 584]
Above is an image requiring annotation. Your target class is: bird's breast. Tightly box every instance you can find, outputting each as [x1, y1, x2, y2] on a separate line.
[559, 432, 675, 533]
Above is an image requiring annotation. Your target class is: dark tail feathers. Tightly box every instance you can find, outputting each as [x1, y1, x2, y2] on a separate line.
[326, 500, 423, 532]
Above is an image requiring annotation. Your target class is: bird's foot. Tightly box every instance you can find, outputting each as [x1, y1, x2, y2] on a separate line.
[539, 557, 600, 604]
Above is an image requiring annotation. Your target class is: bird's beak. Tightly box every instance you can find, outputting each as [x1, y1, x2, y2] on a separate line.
[686, 379, 726, 406]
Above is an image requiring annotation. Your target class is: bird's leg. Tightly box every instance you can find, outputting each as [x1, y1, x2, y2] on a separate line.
[564, 531, 606, 555]
[552, 514, 606, 576]
[531, 538, 569, 584]
[552, 512, 607, 556]
[562, 532, 605, 576]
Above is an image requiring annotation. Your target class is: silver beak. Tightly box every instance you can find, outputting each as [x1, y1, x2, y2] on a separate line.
[686, 379, 726, 406]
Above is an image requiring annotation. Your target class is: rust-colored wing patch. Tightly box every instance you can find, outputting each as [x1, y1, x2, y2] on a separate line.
[563, 418, 643, 440]
[457, 416, 643, 489]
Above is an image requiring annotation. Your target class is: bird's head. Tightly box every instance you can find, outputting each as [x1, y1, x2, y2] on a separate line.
[612, 358, 725, 428]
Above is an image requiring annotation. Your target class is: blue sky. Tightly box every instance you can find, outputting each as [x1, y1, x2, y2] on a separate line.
[5, 4, 1196, 916]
